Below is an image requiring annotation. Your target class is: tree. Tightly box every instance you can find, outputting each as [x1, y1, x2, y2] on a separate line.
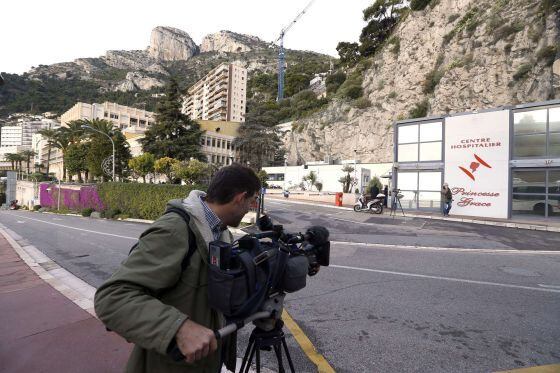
[19, 150, 36, 175]
[81, 119, 131, 181]
[173, 159, 209, 185]
[302, 171, 318, 191]
[38, 128, 57, 176]
[256, 170, 269, 188]
[128, 153, 155, 183]
[51, 129, 71, 181]
[284, 73, 311, 97]
[234, 122, 283, 170]
[5, 153, 19, 170]
[367, 176, 383, 191]
[359, 0, 406, 58]
[64, 143, 89, 183]
[140, 78, 204, 161]
[336, 42, 360, 66]
[154, 157, 179, 183]
[338, 165, 357, 193]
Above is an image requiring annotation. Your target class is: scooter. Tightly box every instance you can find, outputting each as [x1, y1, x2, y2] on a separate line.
[353, 194, 369, 212]
[9, 200, 20, 210]
[353, 193, 386, 214]
[368, 193, 386, 214]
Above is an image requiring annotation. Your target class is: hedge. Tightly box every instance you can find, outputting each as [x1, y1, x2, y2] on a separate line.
[97, 182, 204, 220]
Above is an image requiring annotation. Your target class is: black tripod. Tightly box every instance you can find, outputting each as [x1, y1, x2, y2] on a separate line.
[239, 320, 295, 373]
[390, 193, 405, 217]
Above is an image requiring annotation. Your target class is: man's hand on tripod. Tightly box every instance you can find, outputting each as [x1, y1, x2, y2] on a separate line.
[176, 319, 217, 363]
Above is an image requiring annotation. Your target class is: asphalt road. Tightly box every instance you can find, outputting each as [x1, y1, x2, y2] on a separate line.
[1, 204, 559, 372]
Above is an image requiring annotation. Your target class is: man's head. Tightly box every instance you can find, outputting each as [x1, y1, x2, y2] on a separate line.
[205, 164, 261, 227]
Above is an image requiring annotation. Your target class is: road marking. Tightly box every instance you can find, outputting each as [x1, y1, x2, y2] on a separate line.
[494, 363, 560, 372]
[4, 214, 137, 241]
[282, 309, 335, 373]
[330, 264, 560, 294]
[538, 284, 560, 289]
[331, 240, 560, 255]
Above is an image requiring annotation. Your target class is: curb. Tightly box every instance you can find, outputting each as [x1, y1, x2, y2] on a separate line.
[265, 197, 560, 233]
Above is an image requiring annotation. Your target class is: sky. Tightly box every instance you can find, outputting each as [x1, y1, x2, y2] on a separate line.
[1, 0, 373, 74]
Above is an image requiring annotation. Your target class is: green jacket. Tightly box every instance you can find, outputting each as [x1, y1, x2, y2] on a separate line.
[94, 191, 235, 373]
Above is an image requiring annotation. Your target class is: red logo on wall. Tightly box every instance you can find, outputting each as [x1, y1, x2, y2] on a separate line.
[458, 154, 492, 181]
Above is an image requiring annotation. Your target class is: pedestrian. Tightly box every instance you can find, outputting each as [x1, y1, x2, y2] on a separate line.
[369, 183, 380, 202]
[383, 185, 389, 207]
[94, 164, 261, 373]
[442, 182, 453, 216]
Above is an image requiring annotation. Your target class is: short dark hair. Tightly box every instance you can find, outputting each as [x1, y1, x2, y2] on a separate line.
[206, 164, 261, 204]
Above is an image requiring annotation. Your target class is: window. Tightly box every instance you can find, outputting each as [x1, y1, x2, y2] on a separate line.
[397, 171, 442, 210]
[397, 122, 442, 162]
[513, 107, 560, 158]
[512, 169, 560, 218]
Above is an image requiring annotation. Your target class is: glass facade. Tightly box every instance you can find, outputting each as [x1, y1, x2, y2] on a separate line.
[397, 122, 442, 162]
[511, 170, 560, 218]
[513, 107, 560, 158]
[397, 171, 442, 210]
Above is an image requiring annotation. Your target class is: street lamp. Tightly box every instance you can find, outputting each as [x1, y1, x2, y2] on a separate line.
[81, 124, 115, 181]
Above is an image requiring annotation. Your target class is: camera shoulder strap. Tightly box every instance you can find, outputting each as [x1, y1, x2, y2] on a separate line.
[164, 207, 197, 271]
[128, 207, 196, 271]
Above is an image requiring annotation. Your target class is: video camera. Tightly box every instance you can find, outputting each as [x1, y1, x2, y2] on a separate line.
[207, 215, 330, 326]
[168, 216, 331, 363]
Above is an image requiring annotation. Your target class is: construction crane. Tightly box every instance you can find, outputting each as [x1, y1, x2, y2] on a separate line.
[275, 0, 315, 102]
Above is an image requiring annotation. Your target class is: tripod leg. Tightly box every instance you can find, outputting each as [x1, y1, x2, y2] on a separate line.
[241, 339, 256, 373]
[281, 338, 296, 373]
[273, 344, 286, 373]
[255, 346, 261, 373]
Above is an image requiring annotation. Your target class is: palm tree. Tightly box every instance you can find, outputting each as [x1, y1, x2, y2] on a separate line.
[20, 150, 36, 175]
[5, 153, 18, 170]
[51, 129, 71, 181]
[38, 128, 57, 177]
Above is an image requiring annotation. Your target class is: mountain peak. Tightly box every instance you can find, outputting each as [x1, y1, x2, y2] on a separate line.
[148, 26, 199, 61]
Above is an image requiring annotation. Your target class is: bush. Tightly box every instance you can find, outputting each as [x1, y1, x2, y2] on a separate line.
[97, 182, 203, 220]
[423, 69, 445, 94]
[342, 85, 363, 99]
[104, 208, 122, 219]
[493, 22, 524, 44]
[410, 0, 431, 11]
[354, 97, 372, 109]
[447, 14, 460, 23]
[33, 205, 42, 211]
[326, 71, 347, 95]
[81, 208, 94, 217]
[513, 64, 532, 81]
[409, 99, 429, 118]
[536, 45, 557, 66]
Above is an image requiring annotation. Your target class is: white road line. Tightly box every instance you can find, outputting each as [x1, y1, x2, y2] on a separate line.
[538, 284, 560, 289]
[330, 264, 560, 294]
[4, 214, 137, 240]
[331, 240, 560, 255]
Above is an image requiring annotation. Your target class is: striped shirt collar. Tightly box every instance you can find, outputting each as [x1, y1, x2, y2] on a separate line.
[200, 196, 223, 241]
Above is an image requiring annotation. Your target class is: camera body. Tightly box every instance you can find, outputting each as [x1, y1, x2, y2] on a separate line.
[207, 216, 330, 323]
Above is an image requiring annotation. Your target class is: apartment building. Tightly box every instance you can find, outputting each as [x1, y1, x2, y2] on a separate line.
[198, 120, 242, 165]
[182, 63, 247, 123]
[60, 101, 156, 130]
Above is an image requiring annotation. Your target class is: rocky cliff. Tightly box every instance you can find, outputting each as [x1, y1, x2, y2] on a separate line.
[147, 26, 199, 61]
[200, 30, 268, 53]
[284, 0, 560, 165]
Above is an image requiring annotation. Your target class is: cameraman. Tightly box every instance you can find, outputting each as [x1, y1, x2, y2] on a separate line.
[94, 164, 261, 373]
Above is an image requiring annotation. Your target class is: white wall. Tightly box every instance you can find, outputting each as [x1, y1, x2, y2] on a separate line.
[263, 162, 392, 192]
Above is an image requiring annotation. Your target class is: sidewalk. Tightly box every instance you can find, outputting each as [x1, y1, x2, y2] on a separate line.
[265, 195, 560, 233]
[0, 231, 132, 372]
